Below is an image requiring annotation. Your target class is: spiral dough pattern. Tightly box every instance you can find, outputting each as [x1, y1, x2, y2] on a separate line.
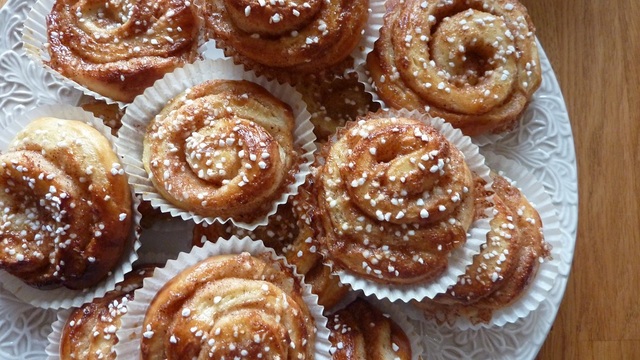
[317, 114, 476, 285]
[0, 118, 132, 290]
[140, 253, 316, 360]
[47, 0, 200, 102]
[143, 79, 298, 223]
[367, 0, 542, 136]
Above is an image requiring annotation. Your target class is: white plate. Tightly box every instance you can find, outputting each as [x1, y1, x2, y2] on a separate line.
[0, 0, 577, 358]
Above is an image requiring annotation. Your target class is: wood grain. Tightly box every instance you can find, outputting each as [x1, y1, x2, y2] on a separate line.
[518, 0, 640, 358]
[1, 0, 637, 358]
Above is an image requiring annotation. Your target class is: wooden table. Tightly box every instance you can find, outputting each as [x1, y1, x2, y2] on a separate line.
[2, 0, 637, 358]
[519, 0, 640, 358]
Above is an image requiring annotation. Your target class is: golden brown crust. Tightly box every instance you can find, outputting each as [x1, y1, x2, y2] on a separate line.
[317, 114, 476, 285]
[47, 0, 201, 102]
[60, 267, 155, 360]
[293, 71, 380, 142]
[192, 176, 350, 310]
[204, 0, 369, 81]
[367, 0, 542, 136]
[416, 173, 550, 324]
[328, 299, 412, 360]
[80, 99, 125, 136]
[140, 253, 316, 360]
[0, 118, 132, 290]
[143, 79, 299, 223]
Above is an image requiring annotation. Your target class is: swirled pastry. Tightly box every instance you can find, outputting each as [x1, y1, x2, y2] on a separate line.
[317, 114, 476, 285]
[192, 177, 350, 310]
[60, 266, 154, 360]
[294, 72, 379, 142]
[143, 79, 299, 223]
[204, 0, 369, 80]
[367, 0, 542, 136]
[140, 252, 316, 360]
[47, 0, 200, 102]
[0, 118, 132, 289]
[328, 299, 412, 360]
[416, 173, 550, 324]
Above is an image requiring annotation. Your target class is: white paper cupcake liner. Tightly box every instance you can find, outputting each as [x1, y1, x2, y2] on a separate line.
[45, 309, 71, 360]
[324, 109, 493, 303]
[0, 104, 141, 309]
[114, 236, 331, 359]
[350, 0, 385, 70]
[410, 153, 562, 330]
[116, 58, 316, 231]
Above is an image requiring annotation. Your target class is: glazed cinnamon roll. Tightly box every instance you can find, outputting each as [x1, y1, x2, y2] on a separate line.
[204, 0, 369, 80]
[0, 118, 132, 289]
[416, 173, 550, 324]
[140, 253, 316, 360]
[294, 72, 379, 142]
[47, 0, 200, 102]
[367, 0, 542, 136]
[143, 79, 299, 223]
[317, 114, 476, 285]
[60, 267, 154, 360]
[328, 299, 412, 360]
[192, 177, 350, 310]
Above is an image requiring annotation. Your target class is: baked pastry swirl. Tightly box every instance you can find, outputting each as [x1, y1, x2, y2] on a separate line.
[60, 266, 154, 360]
[416, 172, 550, 324]
[204, 0, 369, 79]
[140, 253, 316, 360]
[328, 299, 412, 360]
[0, 117, 132, 289]
[46, 0, 200, 102]
[192, 177, 350, 310]
[317, 114, 476, 285]
[367, 0, 542, 136]
[143, 79, 299, 223]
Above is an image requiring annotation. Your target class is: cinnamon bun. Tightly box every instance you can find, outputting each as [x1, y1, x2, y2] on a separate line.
[367, 0, 542, 136]
[60, 266, 154, 360]
[46, 0, 201, 102]
[204, 0, 369, 80]
[328, 299, 412, 360]
[416, 172, 551, 324]
[143, 79, 299, 223]
[140, 252, 316, 360]
[0, 117, 132, 289]
[317, 114, 476, 285]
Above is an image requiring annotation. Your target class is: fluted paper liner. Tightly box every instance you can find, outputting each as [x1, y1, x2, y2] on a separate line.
[116, 58, 316, 231]
[324, 109, 493, 303]
[0, 104, 141, 309]
[44, 252, 168, 360]
[115, 236, 331, 359]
